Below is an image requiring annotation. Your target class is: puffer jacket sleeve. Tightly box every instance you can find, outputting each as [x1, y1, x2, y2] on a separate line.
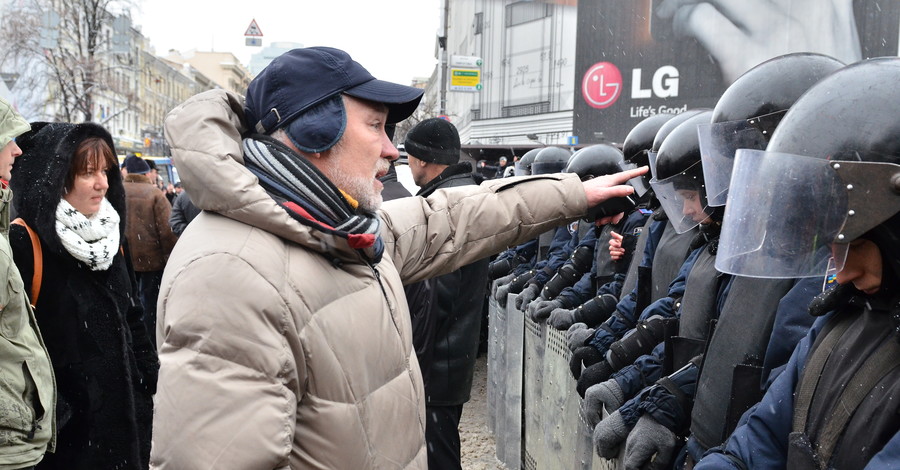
[380, 174, 588, 285]
[150, 252, 300, 469]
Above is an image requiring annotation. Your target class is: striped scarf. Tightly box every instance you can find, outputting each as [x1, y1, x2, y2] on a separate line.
[242, 136, 384, 263]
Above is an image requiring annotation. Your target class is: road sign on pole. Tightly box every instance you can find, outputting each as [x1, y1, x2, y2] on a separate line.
[244, 19, 263, 37]
[449, 68, 483, 92]
[450, 55, 483, 68]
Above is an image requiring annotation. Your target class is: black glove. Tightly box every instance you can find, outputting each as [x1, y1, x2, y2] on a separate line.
[515, 283, 541, 310]
[623, 415, 677, 470]
[528, 299, 562, 322]
[569, 346, 603, 380]
[135, 351, 160, 395]
[566, 323, 595, 352]
[577, 360, 614, 398]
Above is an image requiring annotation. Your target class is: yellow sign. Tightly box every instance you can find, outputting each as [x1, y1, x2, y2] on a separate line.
[450, 68, 482, 91]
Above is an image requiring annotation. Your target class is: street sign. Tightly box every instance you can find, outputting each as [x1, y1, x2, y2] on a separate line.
[450, 68, 482, 92]
[246, 37, 262, 47]
[567, 136, 579, 146]
[450, 55, 483, 68]
[244, 19, 263, 37]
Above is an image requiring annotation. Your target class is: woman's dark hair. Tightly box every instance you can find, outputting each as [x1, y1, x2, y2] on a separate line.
[64, 137, 117, 194]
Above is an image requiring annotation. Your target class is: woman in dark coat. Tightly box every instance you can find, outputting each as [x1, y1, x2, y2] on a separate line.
[8, 122, 157, 470]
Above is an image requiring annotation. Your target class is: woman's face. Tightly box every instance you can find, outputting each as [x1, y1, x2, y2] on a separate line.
[64, 162, 110, 217]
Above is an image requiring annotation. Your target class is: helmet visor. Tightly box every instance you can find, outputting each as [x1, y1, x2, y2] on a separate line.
[623, 162, 650, 199]
[532, 161, 568, 175]
[514, 161, 529, 176]
[648, 151, 659, 181]
[697, 120, 769, 206]
[650, 160, 711, 233]
[717, 149, 852, 278]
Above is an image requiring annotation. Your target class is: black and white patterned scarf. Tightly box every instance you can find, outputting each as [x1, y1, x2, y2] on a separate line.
[55, 197, 120, 271]
[242, 136, 384, 263]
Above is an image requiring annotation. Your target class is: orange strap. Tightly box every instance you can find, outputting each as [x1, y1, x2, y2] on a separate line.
[11, 218, 42, 307]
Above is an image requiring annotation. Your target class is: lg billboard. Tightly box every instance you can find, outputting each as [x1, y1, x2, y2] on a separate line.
[573, 0, 900, 143]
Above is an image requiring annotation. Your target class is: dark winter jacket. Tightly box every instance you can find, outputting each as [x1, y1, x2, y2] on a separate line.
[168, 190, 202, 236]
[696, 286, 900, 470]
[380, 166, 437, 387]
[124, 174, 178, 272]
[416, 162, 490, 405]
[9, 122, 156, 470]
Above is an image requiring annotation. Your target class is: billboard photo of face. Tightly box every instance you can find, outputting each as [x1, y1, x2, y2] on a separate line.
[573, 0, 900, 143]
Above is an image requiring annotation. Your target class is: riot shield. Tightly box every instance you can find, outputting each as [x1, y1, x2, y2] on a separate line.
[540, 327, 592, 469]
[495, 294, 524, 468]
[522, 316, 547, 468]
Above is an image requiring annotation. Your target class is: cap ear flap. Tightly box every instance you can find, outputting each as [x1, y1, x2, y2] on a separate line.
[284, 95, 347, 153]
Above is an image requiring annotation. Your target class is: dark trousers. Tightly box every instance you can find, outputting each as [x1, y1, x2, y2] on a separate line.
[425, 404, 464, 470]
[136, 270, 163, 344]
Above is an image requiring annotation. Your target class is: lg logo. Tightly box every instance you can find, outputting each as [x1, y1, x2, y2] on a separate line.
[631, 66, 679, 99]
[582, 62, 622, 109]
[582, 63, 680, 109]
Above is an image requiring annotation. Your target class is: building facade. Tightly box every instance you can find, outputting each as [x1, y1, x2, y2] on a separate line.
[431, 0, 578, 149]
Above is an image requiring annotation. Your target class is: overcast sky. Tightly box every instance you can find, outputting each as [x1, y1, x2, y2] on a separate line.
[133, 0, 441, 84]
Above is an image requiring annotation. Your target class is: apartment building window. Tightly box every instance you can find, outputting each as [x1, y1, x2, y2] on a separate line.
[506, 1, 551, 27]
[474, 12, 483, 34]
[501, 101, 550, 118]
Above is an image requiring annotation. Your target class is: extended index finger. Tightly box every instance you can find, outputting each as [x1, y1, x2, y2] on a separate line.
[612, 166, 648, 183]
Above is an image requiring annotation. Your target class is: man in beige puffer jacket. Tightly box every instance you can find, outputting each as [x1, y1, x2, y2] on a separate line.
[150, 47, 645, 470]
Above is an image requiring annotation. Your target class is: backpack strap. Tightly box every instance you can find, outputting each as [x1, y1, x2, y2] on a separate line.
[11, 218, 43, 307]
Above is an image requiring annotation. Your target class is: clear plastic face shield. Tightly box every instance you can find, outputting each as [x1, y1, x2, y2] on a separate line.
[627, 149, 653, 189]
[650, 160, 712, 233]
[648, 151, 659, 181]
[696, 112, 783, 206]
[514, 161, 526, 176]
[531, 160, 568, 175]
[717, 149, 900, 278]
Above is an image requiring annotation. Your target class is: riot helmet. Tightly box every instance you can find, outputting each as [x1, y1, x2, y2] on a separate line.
[566, 144, 648, 220]
[650, 110, 714, 233]
[623, 113, 676, 167]
[648, 109, 709, 181]
[623, 113, 676, 192]
[699, 53, 845, 206]
[531, 146, 571, 175]
[516, 147, 542, 176]
[717, 57, 900, 280]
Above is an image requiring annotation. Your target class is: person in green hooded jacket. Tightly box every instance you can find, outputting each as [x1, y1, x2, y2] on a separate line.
[0, 96, 56, 470]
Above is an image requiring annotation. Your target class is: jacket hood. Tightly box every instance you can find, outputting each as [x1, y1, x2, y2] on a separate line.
[164, 89, 371, 262]
[0, 98, 30, 149]
[10, 121, 126, 257]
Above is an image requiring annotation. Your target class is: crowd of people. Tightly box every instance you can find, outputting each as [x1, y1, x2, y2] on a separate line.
[0, 45, 896, 470]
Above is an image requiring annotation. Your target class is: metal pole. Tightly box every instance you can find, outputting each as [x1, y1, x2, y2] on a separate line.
[439, 0, 449, 115]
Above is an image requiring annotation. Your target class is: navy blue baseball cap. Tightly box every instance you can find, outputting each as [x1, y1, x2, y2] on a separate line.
[245, 47, 424, 153]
